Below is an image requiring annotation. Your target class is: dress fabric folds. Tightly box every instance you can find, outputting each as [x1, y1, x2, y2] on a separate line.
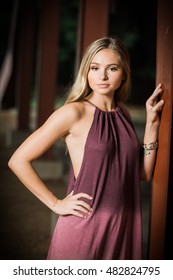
[47, 105, 142, 260]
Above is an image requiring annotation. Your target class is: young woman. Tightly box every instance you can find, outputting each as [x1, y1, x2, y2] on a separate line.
[8, 37, 164, 259]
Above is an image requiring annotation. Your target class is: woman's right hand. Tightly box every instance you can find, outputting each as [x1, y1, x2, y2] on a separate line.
[53, 191, 93, 218]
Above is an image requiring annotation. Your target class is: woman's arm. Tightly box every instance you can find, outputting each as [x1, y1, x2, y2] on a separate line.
[140, 83, 164, 181]
[8, 103, 92, 218]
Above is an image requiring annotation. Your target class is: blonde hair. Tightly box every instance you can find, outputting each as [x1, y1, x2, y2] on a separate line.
[65, 36, 131, 104]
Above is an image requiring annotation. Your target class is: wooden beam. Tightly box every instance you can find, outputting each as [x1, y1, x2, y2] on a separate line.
[76, 0, 109, 66]
[37, 0, 59, 128]
[16, 1, 36, 130]
[149, 0, 173, 259]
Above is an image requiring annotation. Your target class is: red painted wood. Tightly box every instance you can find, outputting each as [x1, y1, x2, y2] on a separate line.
[149, 0, 173, 259]
[37, 0, 59, 128]
[76, 0, 109, 66]
[16, 1, 36, 129]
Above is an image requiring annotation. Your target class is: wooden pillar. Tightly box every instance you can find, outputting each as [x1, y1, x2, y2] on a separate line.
[16, 1, 36, 130]
[76, 0, 109, 66]
[149, 0, 173, 259]
[165, 116, 173, 259]
[37, 0, 59, 128]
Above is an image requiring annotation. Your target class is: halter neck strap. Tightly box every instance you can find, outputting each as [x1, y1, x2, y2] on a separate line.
[84, 99, 97, 108]
[83, 99, 117, 113]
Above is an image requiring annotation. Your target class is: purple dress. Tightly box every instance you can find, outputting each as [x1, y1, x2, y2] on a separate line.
[47, 103, 142, 260]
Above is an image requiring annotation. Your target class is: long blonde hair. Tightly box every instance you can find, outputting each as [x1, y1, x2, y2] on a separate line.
[65, 36, 131, 104]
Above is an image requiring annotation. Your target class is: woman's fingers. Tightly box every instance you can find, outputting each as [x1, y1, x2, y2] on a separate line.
[75, 205, 91, 214]
[151, 100, 164, 112]
[54, 192, 93, 218]
[76, 201, 93, 211]
[75, 192, 93, 200]
[71, 210, 88, 218]
[145, 83, 164, 125]
[146, 84, 164, 112]
[72, 193, 93, 216]
[147, 83, 163, 105]
[76, 200, 93, 211]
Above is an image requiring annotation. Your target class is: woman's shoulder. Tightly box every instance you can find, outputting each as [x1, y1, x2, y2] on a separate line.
[54, 101, 86, 121]
[40, 101, 86, 137]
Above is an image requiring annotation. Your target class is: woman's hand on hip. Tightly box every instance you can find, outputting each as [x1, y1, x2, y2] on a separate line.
[53, 191, 93, 218]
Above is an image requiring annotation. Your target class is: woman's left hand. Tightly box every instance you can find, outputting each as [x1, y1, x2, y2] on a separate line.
[141, 83, 164, 181]
[146, 83, 164, 125]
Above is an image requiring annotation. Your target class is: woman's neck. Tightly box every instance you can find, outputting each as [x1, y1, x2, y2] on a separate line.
[87, 92, 116, 112]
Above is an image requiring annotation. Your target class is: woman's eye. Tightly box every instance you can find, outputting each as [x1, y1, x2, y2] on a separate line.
[91, 66, 99, 71]
[108, 67, 117, 72]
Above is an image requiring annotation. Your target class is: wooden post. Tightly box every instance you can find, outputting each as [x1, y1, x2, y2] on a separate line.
[149, 0, 173, 259]
[16, 1, 36, 130]
[76, 0, 109, 66]
[37, 0, 59, 128]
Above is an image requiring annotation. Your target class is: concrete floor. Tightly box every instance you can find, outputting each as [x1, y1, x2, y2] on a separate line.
[0, 107, 151, 260]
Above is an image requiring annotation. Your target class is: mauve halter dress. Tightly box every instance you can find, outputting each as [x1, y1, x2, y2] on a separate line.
[47, 103, 142, 260]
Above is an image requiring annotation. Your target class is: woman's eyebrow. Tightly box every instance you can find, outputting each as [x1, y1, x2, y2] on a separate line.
[90, 62, 120, 66]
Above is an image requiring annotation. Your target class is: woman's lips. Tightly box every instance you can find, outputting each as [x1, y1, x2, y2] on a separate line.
[97, 84, 109, 88]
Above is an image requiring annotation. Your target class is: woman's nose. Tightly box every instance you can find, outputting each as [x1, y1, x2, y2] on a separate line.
[99, 69, 108, 80]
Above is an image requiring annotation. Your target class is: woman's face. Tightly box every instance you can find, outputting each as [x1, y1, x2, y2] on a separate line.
[87, 48, 124, 97]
